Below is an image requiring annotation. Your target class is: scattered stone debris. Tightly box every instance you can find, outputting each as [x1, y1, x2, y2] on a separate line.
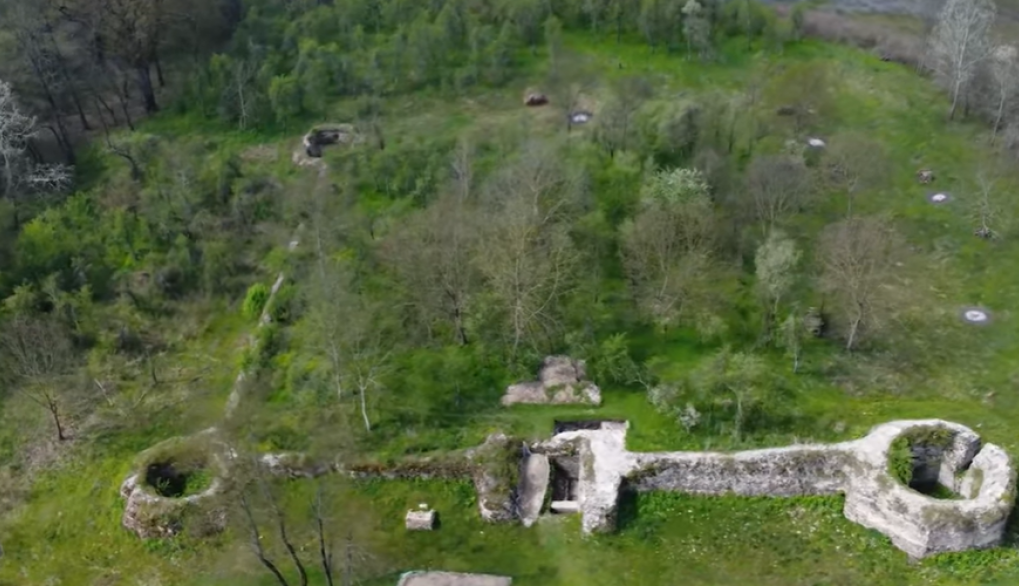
[396, 571, 512, 586]
[501, 356, 602, 406]
[569, 110, 593, 125]
[524, 92, 549, 107]
[917, 168, 935, 184]
[405, 508, 437, 531]
[961, 307, 992, 325]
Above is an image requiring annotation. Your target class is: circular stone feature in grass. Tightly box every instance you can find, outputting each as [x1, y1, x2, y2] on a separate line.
[145, 460, 212, 498]
[961, 307, 992, 325]
[928, 192, 951, 204]
[569, 111, 593, 125]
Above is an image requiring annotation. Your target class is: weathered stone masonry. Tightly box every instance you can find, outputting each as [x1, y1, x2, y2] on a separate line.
[530, 419, 1015, 559]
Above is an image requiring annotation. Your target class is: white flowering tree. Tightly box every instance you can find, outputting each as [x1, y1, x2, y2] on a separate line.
[0, 79, 70, 198]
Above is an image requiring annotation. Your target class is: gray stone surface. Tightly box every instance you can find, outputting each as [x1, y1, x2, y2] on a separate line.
[397, 572, 512, 586]
[501, 356, 602, 406]
[528, 419, 1015, 558]
[518, 453, 549, 527]
[405, 509, 436, 531]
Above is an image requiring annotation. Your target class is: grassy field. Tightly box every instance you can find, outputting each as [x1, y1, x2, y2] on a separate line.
[4, 29, 1019, 586]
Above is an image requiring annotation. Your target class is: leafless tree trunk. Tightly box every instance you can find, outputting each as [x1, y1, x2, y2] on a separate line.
[928, 0, 996, 120]
[989, 45, 1019, 139]
[239, 492, 291, 586]
[315, 486, 334, 586]
[0, 316, 76, 440]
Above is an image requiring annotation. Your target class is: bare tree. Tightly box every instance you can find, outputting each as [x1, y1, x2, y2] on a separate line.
[971, 165, 1009, 239]
[988, 45, 1019, 139]
[928, 0, 996, 120]
[0, 316, 76, 440]
[746, 155, 811, 232]
[0, 80, 71, 198]
[382, 142, 481, 345]
[818, 216, 906, 352]
[475, 142, 581, 353]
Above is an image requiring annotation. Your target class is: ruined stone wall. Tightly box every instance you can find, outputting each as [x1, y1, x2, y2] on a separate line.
[628, 445, 856, 497]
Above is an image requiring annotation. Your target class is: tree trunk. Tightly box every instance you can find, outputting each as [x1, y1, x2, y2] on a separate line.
[993, 89, 1006, 139]
[154, 54, 166, 88]
[136, 64, 159, 113]
[316, 489, 335, 586]
[846, 315, 861, 352]
[47, 399, 66, 441]
[118, 80, 136, 131]
[359, 385, 371, 432]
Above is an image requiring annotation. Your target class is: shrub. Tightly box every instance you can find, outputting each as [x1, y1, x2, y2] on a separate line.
[242, 283, 270, 321]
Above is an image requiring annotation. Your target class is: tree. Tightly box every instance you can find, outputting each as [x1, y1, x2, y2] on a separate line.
[688, 348, 771, 442]
[382, 143, 481, 345]
[755, 230, 801, 342]
[765, 61, 836, 133]
[474, 141, 581, 354]
[0, 80, 71, 198]
[928, 0, 996, 120]
[970, 165, 1009, 239]
[819, 132, 891, 217]
[682, 0, 712, 59]
[777, 310, 805, 373]
[988, 45, 1019, 139]
[0, 315, 77, 440]
[746, 155, 811, 232]
[593, 75, 653, 157]
[818, 216, 905, 352]
[620, 167, 716, 328]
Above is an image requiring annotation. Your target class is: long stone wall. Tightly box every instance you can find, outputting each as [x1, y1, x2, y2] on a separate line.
[533, 419, 1016, 559]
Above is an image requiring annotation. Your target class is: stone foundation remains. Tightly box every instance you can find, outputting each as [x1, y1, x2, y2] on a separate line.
[397, 572, 512, 586]
[525, 419, 1015, 559]
[501, 356, 602, 406]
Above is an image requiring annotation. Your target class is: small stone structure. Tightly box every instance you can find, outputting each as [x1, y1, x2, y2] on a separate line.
[120, 430, 229, 539]
[501, 356, 602, 406]
[397, 572, 512, 586]
[406, 508, 437, 530]
[917, 168, 935, 184]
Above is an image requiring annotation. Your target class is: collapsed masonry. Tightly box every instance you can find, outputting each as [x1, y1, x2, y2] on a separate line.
[476, 420, 1015, 559]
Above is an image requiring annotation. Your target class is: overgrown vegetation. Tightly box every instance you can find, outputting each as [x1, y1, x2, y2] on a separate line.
[3, 0, 1019, 584]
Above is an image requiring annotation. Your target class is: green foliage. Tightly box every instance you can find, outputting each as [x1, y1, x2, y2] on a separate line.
[242, 283, 270, 321]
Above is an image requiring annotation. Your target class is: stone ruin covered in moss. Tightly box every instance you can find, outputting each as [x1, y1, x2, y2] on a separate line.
[524, 419, 1015, 559]
[351, 419, 1015, 560]
[119, 430, 230, 539]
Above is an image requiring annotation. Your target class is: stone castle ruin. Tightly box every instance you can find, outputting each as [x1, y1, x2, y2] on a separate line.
[523, 419, 1015, 559]
[120, 344, 1016, 561]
